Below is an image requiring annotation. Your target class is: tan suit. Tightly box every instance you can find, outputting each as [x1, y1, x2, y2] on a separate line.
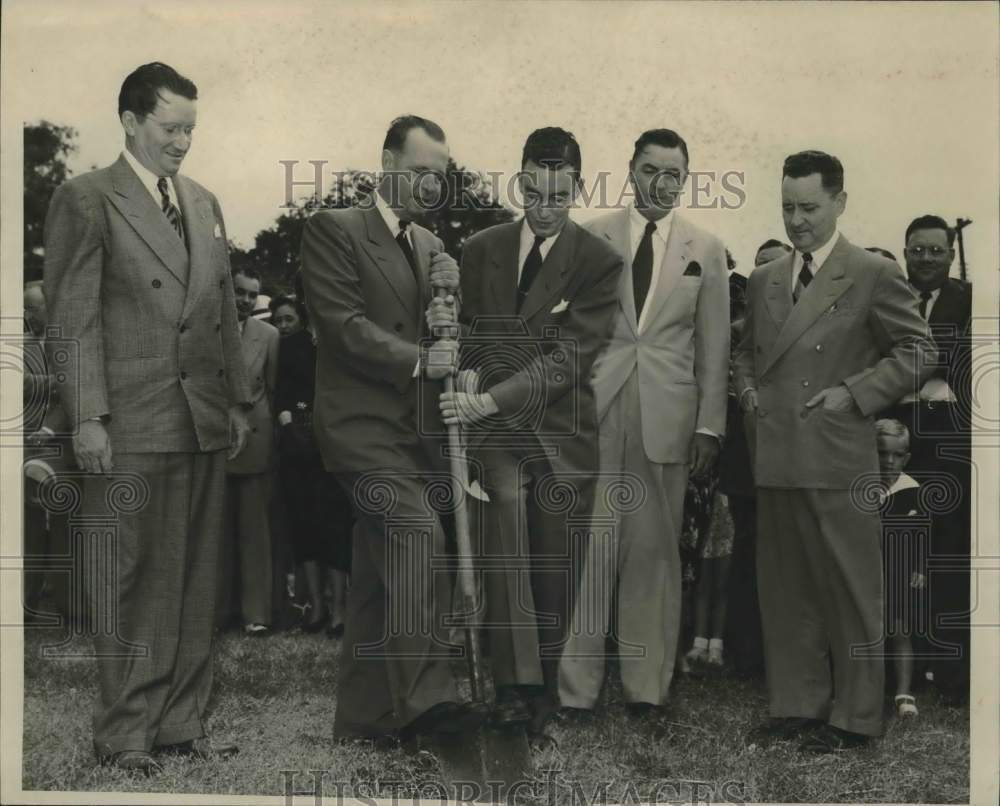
[218, 315, 279, 626]
[733, 234, 934, 736]
[560, 209, 729, 707]
[43, 154, 249, 756]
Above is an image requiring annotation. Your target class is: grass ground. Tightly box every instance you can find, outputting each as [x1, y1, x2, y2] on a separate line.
[21, 625, 969, 802]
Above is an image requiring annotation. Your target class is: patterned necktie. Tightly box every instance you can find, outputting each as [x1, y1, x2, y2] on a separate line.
[793, 251, 814, 303]
[516, 235, 546, 313]
[633, 220, 657, 319]
[918, 290, 933, 319]
[156, 178, 184, 242]
[395, 220, 419, 282]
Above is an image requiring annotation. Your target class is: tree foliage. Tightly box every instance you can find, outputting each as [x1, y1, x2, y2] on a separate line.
[24, 121, 78, 281]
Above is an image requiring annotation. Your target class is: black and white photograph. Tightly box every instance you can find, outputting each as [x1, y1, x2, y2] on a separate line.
[1, 2, 997, 804]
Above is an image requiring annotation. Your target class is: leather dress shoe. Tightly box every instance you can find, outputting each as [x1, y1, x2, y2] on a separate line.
[799, 724, 869, 754]
[401, 700, 488, 741]
[491, 689, 532, 726]
[100, 750, 162, 776]
[159, 736, 239, 760]
[747, 717, 823, 746]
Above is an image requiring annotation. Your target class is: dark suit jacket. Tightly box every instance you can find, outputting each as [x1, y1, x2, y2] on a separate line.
[458, 219, 623, 478]
[300, 203, 446, 472]
[733, 235, 935, 489]
[925, 278, 972, 409]
[43, 155, 250, 453]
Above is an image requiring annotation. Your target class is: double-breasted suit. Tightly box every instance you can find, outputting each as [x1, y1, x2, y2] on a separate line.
[43, 153, 249, 756]
[560, 208, 730, 707]
[300, 198, 460, 738]
[457, 219, 623, 707]
[733, 234, 934, 736]
[218, 314, 279, 627]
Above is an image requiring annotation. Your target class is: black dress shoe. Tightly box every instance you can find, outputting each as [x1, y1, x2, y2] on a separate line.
[326, 622, 345, 639]
[401, 701, 488, 741]
[747, 717, 823, 746]
[491, 689, 532, 726]
[159, 737, 239, 760]
[99, 750, 162, 775]
[799, 724, 869, 754]
[625, 702, 658, 719]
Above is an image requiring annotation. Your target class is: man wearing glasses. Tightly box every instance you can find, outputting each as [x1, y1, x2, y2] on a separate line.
[892, 214, 972, 702]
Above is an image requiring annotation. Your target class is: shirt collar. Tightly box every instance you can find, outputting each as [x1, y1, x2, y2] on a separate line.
[797, 229, 840, 272]
[122, 149, 173, 205]
[885, 471, 919, 498]
[373, 189, 407, 238]
[629, 203, 673, 242]
[519, 218, 561, 258]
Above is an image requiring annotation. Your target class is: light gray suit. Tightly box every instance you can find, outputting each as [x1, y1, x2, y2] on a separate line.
[43, 154, 249, 756]
[560, 208, 729, 707]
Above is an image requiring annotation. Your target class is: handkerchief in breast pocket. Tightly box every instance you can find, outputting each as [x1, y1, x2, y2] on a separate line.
[551, 298, 571, 314]
[683, 261, 702, 277]
[214, 223, 223, 238]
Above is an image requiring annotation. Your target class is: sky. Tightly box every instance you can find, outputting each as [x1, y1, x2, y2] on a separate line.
[5, 0, 998, 281]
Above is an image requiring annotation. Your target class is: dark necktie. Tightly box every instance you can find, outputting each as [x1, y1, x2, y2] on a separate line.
[395, 220, 420, 282]
[516, 235, 546, 313]
[918, 290, 933, 319]
[633, 220, 657, 319]
[156, 177, 184, 242]
[793, 251, 814, 303]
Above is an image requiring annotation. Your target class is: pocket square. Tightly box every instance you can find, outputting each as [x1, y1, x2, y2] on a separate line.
[683, 261, 701, 277]
[550, 299, 571, 314]
[213, 223, 223, 238]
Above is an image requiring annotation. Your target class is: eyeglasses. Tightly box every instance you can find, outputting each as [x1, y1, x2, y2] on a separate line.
[906, 245, 949, 258]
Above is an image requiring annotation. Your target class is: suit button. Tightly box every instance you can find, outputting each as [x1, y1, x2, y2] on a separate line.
[152, 279, 162, 289]
[180, 371, 188, 380]
[760, 380, 769, 388]
[219, 279, 225, 288]
[217, 369, 224, 377]
[251, 427, 258, 433]
[215, 323, 221, 331]
[815, 344, 823, 352]
[179, 323, 187, 333]
[800, 410, 810, 419]
[758, 409, 768, 417]
[394, 322, 404, 332]
[802, 380, 810, 387]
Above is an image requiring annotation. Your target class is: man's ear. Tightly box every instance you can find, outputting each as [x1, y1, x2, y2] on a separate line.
[835, 190, 848, 215]
[381, 148, 395, 173]
[120, 111, 137, 137]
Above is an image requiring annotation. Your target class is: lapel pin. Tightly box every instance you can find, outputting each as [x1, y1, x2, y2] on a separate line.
[213, 223, 222, 238]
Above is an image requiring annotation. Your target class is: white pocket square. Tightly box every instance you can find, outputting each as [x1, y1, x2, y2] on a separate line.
[213, 223, 223, 238]
[550, 299, 571, 314]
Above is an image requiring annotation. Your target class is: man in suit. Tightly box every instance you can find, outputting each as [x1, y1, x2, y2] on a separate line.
[556, 128, 729, 713]
[300, 115, 486, 742]
[436, 127, 623, 730]
[889, 214, 972, 700]
[217, 267, 280, 635]
[43, 63, 250, 774]
[733, 150, 935, 752]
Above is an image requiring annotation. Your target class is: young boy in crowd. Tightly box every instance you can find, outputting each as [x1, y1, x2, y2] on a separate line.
[875, 418, 926, 718]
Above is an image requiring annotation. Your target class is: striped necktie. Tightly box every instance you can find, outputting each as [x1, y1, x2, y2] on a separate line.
[157, 177, 185, 242]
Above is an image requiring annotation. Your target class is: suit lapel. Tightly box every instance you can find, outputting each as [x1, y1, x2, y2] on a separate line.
[763, 253, 794, 329]
[174, 175, 213, 321]
[602, 209, 637, 335]
[520, 220, 577, 321]
[761, 236, 855, 376]
[487, 222, 522, 317]
[360, 205, 418, 317]
[242, 315, 261, 365]
[106, 155, 189, 286]
[639, 212, 692, 331]
[410, 225, 434, 315]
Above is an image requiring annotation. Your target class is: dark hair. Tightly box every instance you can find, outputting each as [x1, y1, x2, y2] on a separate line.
[521, 127, 582, 176]
[756, 239, 792, 255]
[631, 128, 689, 167]
[268, 293, 309, 327]
[383, 115, 446, 153]
[904, 214, 955, 248]
[231, 266, 261, 283]
[866, 246, 898, 261]
[782, 150, 844, 194]
[118, 62, 197, 119]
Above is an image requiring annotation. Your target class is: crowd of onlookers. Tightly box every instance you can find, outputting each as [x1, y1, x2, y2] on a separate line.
[22, 213, 972, 714]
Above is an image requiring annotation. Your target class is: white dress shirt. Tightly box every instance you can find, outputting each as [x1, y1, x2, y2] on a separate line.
[121, 149, 178, 211]
[790, 229, 840, 300]
[628, 204, 673, 330]
[517, 218, 560, 282]
[901, 284, 957, 403]
[373, 190, 412, 247]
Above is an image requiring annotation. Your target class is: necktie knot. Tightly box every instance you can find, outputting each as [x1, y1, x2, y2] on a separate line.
[156, 177, 184, 242]
[156, 177, 169, 199]
[920, 290, 933, 301]
[802, 251, 813, 265]
[644, 221, 658, 237]
[398, 219, 411, 234]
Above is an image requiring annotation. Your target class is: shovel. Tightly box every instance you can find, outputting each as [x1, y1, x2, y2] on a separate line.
[425, 281, 533, 799]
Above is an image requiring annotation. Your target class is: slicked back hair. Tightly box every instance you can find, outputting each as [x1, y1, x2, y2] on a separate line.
[118, 62, 197, 120]
[782, 150, 844, 195]
[382, 115, 446, 153]
[631, 128, 689, 167]
[905, 214, 955, 248]
[521, 127, 582, 177]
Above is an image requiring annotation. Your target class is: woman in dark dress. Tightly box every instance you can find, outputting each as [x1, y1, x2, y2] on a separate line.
[269, 295, 352, 635]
